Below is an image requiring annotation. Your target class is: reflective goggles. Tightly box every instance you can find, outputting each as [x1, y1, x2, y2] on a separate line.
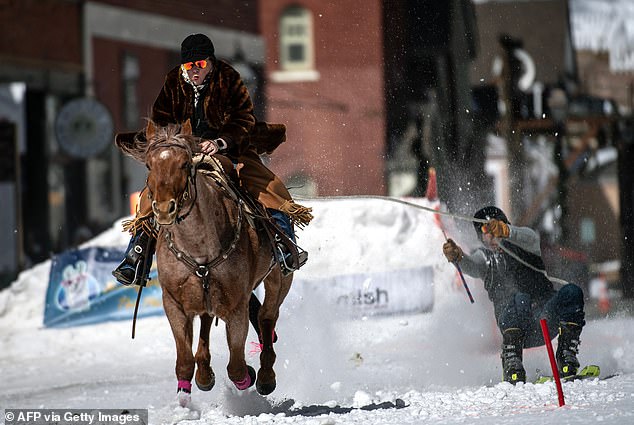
[182, 59, 208, 70]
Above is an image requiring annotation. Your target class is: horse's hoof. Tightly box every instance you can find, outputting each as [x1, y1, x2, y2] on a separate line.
[256, 380, 276, 395]
[255, 369, 276, 395]
[233, 365, 256, 390]
[195, 371, 215, 391]
[177, 388, 191, 408]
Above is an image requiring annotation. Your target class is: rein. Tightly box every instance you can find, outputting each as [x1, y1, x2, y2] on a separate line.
[175, 164, 198, 223]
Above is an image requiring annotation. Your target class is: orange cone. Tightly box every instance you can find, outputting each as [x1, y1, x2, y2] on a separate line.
[598, 273, 611, 314]
[129, 191, 141, 216]
[425, 167, 438, 201]
[425, 167, 443, 230]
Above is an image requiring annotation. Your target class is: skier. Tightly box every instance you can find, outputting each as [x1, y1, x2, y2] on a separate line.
[112, 33, 312, 287]
[442, 206, 586, 384]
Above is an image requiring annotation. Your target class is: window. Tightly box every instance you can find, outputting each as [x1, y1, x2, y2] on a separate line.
[280, 6, 314, 71]
[580, 217, 596, 244]
[272, 6, 319, 82]
[122, 53, 140, 129]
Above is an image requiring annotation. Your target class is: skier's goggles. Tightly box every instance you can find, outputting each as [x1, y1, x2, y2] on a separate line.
[182, 60, 208, 70]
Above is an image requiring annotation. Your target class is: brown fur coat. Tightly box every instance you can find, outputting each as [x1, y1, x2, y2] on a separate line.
[116, 61, 313, 230]
[116, 59, 285, 158]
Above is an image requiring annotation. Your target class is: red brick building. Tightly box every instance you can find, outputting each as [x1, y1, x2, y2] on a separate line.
[0, 0, 478, 285]
[259, 0, 387, 196]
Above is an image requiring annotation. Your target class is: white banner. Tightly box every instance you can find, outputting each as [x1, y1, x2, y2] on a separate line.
[289, 266, 434, 317]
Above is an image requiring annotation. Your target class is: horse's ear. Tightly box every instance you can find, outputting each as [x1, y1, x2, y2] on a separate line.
[146, 120, 156, 140]
[182, 119, 192, 135]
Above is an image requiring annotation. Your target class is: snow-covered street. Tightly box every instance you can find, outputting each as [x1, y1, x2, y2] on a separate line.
[1, 198, 634, 424]
[1, 274, 633, 424]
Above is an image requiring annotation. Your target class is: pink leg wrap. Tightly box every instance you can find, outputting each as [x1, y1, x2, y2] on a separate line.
[249, 341, 264, 354]
[178, 379, 192, 393]
[233, 371, 252, 390]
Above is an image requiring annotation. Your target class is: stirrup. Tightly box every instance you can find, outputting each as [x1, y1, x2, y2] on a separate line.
[276, 244, 308, 276]
[113, 229, 156, 287]
[112, 259, 148, 287]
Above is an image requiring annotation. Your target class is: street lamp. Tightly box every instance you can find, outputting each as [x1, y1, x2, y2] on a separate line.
[231, 43, 259, 108]
[548, 88, 569, 243]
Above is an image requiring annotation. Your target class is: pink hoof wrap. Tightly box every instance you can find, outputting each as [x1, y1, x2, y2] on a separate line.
[233, 372, 252, 390]
[178, 379, 192, 393]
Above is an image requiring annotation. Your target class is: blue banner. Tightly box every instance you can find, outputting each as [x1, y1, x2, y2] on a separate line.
[43, 247, 163, 328]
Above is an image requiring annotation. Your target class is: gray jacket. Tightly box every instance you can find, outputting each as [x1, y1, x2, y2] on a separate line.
[458, 225, 556, 322]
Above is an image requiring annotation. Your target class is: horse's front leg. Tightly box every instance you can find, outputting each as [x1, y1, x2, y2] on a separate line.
[163, 291, 195, 406]
[256, 273, 293, 395]
[194, 313, 215, 391]
[225, 302, 255, 390]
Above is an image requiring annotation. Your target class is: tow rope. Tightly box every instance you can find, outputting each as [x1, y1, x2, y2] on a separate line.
[295, 195, 571, 286]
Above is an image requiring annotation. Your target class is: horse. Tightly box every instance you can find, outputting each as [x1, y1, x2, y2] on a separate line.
[139, 119, 293, 406]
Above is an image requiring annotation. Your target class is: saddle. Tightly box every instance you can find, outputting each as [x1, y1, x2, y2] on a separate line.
[190, 155, 304, 272]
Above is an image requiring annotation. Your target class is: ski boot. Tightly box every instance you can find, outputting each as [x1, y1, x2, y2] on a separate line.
[501, 328, 526, 384]
[112, 229, 156, 286]
[268, 209, 308, 276]
[556, 321, 582, 378]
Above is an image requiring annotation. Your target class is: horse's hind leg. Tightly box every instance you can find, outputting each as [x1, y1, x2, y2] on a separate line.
[163, 292, 195, 406]
[194, 314, 215, 391]
[225, 304, 256, 390]
[256, 315, 277, 395]
[256, 273, 293, 395]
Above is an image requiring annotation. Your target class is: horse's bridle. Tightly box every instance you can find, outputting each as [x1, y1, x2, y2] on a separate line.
[146, 140, 247, 312]
[163, 198, 244, 313]
[163, 198, 244, 284]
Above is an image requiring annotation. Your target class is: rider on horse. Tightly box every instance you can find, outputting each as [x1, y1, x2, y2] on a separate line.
[113, 33, 312, 287]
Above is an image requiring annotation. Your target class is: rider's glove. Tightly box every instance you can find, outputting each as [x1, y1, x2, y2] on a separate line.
[200, 138, 228, 155]
[213, 138, 228, 151]
[443, 239, 464, 263]
[481, 219, 510, 238]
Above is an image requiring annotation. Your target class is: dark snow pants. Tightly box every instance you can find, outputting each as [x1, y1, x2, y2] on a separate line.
[498, 283, 585, 348]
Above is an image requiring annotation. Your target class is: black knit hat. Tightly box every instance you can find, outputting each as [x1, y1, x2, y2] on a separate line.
[180, 33, 215, 63]
[473, 206, 509, 239]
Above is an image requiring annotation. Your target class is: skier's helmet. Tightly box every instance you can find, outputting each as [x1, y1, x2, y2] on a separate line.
[473, 206, 509, 240]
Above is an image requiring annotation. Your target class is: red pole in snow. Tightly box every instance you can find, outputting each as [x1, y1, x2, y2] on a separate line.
[540, 318, 565, 406]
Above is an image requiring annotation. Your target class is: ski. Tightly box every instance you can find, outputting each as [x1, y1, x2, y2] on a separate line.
[534, 364, 600, 384]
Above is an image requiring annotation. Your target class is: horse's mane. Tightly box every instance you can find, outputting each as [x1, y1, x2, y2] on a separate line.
[121, 121, 199, 163]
